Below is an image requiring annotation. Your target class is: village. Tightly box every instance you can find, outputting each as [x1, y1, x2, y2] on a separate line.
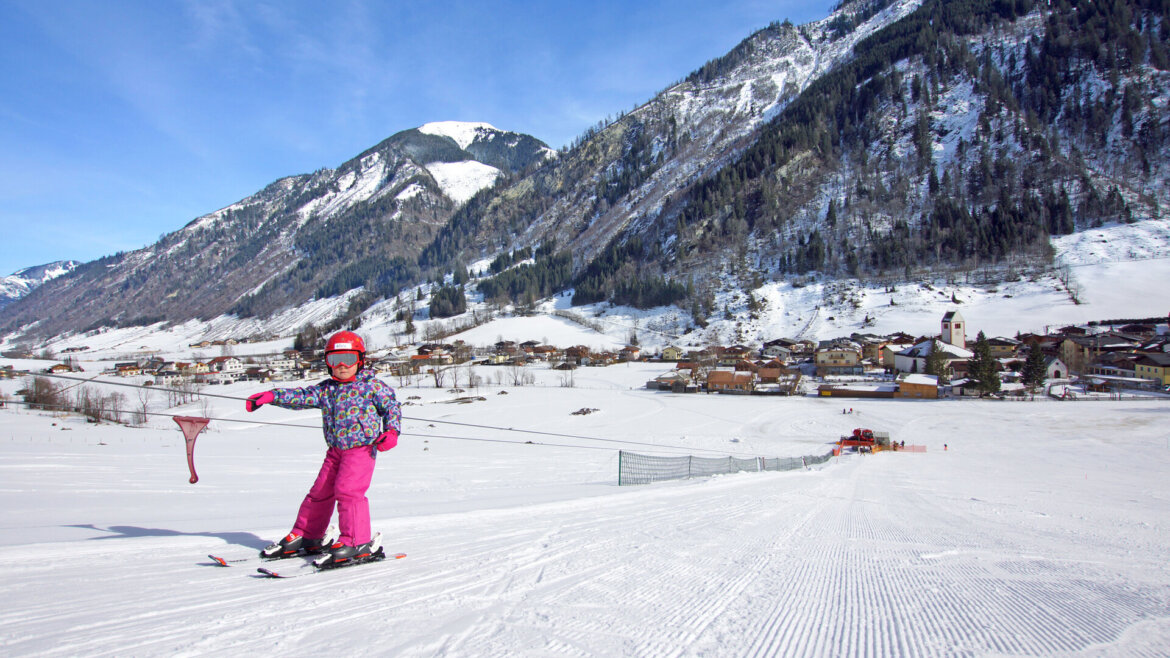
[10, 310, 1170, 401]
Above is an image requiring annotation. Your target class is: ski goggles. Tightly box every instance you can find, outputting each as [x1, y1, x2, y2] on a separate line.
[325, 351, 361, 368]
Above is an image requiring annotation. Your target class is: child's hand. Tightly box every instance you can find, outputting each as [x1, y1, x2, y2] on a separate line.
[376, 429, 399, 451]
[245, 391, 275, 412]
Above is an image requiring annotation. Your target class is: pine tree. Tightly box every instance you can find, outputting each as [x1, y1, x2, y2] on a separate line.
[1021, 345, 1048, 391]
[925, 338, 949, 381]
[969, 331, 1001, 396]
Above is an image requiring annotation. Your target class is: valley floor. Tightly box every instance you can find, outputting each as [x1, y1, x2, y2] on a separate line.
[1, 366, 1168, 656]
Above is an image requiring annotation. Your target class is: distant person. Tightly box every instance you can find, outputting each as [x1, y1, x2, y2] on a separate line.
[245, 330, 401, 567]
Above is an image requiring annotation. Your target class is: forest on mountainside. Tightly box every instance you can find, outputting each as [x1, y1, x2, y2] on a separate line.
[562, 0, 1167, 308]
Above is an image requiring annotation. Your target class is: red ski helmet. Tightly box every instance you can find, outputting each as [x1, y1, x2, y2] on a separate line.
[324, 330, 365, 382]
[325, 330, 366, 356]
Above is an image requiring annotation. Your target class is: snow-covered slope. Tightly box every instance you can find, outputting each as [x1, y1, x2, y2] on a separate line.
[0, 261, 78, 311]
[424, 160, 502, 205]
[4, 216, 1165, 359]
[1, 363, 1167, 655]
[419, 121, 499, 150]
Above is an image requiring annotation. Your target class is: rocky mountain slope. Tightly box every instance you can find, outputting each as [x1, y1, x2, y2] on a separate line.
[1, 123, 551, 336]
[3, 0, 1167, 343]
[0, 261, 78, 312]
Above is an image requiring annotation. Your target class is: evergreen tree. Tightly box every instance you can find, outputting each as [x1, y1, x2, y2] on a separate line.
[969, 331, 1002, 396]
[1021, 345, 1048, 391]
[925, 338, 949, 381]
[429, 285, 467, 319]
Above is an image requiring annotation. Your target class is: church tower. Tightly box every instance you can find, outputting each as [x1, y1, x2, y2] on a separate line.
[941, 310, 966, 349]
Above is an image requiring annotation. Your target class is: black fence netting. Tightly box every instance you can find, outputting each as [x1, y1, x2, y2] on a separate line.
[618, 449, 836, 485]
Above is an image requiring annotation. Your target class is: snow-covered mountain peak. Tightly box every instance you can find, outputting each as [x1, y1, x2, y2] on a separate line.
[0, 260, 80, 311]
[419, 121, 500, 150]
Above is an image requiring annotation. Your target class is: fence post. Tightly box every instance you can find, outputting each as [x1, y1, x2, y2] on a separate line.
[688, 455, 693, 479]
[618, 450, 625, 486]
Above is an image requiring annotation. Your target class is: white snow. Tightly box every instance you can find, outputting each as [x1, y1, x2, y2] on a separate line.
[3, 211, 1170, 653]
[424, 160, 502, 206]
[418, 121, 498, 150]
[2, 359, 1169, 655]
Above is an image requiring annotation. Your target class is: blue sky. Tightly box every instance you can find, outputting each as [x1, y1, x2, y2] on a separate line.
[0, 0, 839, 276]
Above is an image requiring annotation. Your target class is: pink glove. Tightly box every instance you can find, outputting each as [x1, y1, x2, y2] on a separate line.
[376, 428, 399, 451]
[245, 391, 274, 412]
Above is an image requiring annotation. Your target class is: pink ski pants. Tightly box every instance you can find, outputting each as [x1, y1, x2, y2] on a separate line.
[292, 446, 376, 546]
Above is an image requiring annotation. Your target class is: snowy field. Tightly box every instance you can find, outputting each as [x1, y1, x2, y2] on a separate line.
[2, 362, 1169, 656]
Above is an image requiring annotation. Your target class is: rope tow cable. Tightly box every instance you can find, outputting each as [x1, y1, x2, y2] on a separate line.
[7, 369, 776, 458]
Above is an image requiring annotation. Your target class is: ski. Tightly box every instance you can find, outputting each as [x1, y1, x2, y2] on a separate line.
[209, 525, 339, 567]
[207, 552, 317, 567]
[257, 550, 406, 578]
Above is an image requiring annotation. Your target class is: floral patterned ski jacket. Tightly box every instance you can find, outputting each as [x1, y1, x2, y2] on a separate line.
[269, 367, 401, 450]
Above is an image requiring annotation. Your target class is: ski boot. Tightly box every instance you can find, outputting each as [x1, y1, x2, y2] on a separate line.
[260, 525, 338, 559]
[314, 533, 384, 569]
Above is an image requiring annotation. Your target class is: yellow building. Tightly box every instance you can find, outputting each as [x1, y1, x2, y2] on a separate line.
[1135, 354, 1170, 386]
[896, 373, 939, 399]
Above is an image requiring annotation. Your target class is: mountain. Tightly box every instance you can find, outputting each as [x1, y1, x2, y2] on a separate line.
[0, 123, 552, 336]
[436, 0, 1168, 315]
[3, 0, 1167, 343]
[0, 261, 79, 312]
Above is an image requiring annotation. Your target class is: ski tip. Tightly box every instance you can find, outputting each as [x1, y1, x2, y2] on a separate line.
[391, 552, 406, 560]
[257, 567, 282, 578]
[208, 554, 229, 567]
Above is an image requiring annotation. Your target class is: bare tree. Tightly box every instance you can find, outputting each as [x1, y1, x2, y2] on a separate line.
[136, 387, 152, 425]
[465, 364, 480, 394]
[26, 376, 64, 411]
[507, 363, 534, 386]
[558, 367, 576, 388]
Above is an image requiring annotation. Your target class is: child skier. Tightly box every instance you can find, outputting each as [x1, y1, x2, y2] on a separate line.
[245, 330, 401, 567]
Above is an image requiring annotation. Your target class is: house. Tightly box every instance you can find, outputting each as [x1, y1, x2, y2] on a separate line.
[1059, 333, 1140, 374]
[266, 355, 298, 372]
[706, 369, 754, 394]
[207, 356, 244, 373]
[116, 364, 142, 377]
[732, 359, 758, 373]
[756, 359, 787, 383]
[647, 371, 692, 391]
[815, 342, 863, 376]
[760, 343, 792, 361]
[620, 346, 642, 362]
[764, 338, 815, 359]
[894, 340, 973, 375]
[564, 346, 592, 365]
[661, 346, 684, 362]
[949, 377, 982, 397]
[1134, 353, 1170, 386]
[881, 343, 913, 370]
[179, 361, 209, 376]
[986, 336, 1021, 359]
[790, 339, 817, 358]
[896, 373, 939, 399]
[153, 371, 185, 387]
[1118, 323, 1156, 338]
[859, 339, 891, 364]
[1044, 356, 1068, 380]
